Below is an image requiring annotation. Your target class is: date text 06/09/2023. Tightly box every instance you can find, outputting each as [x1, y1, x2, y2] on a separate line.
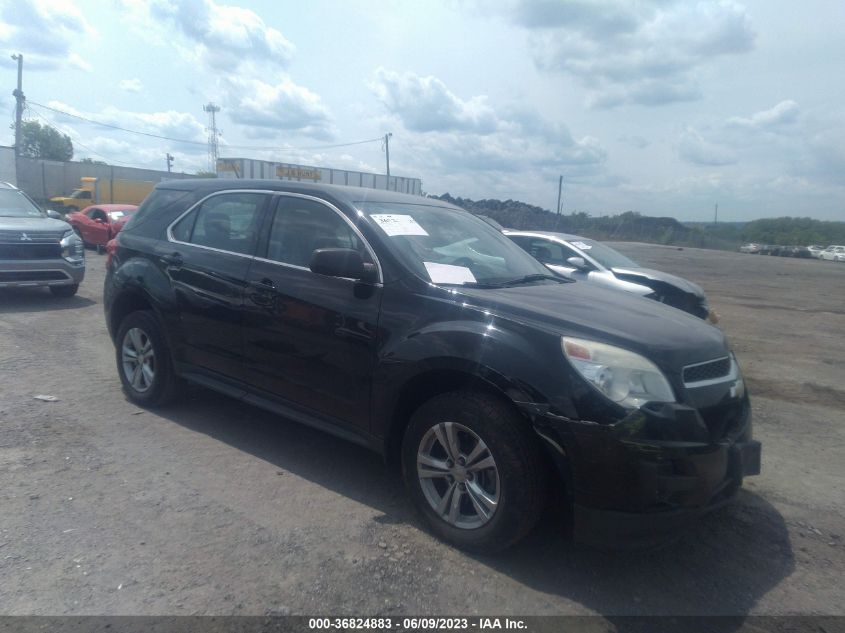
[307, 617, 528, 630]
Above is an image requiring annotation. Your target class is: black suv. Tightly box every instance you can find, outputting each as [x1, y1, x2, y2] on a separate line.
[104, 180, 761, 551]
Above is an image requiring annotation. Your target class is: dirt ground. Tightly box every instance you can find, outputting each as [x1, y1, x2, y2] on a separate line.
[1, 244, 843, 617]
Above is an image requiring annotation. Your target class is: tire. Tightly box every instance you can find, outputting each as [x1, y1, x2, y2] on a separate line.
[401, 390, 547, 552]
[50, 284, 78, 298]
[115, 310, 180, 407]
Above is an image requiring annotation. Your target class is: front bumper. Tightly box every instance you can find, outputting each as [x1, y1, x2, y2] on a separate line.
[0, 258, 85, 288]
[535, 395, 761, 548]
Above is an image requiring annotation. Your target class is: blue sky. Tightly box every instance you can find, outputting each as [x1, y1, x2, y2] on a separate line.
[1, 0, 843, 221]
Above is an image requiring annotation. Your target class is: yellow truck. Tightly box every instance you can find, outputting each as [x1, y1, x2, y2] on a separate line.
[50, 177, 155, 213]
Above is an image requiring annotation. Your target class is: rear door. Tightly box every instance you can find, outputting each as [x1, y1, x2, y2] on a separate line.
[164, 190, 271, 381]
[240, 194, 383, 432]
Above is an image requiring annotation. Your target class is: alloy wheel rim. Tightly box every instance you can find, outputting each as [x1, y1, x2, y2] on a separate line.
[121, 327, 155, 393]
[417, 421, 500, 529]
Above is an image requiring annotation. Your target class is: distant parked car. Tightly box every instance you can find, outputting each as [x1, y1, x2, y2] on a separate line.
[807, 245, 825, 258]
[768, 245, 785, 256]
[820, 245, 845, 262]
[66, 204, 138, 248]
[739, 243, 761, 254]
[505, 230, 716, 321]
[758, 244, 774, 255]
[790, 246, 812, 258]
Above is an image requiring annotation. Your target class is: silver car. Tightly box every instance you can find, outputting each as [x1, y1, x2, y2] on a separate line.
[0, 181, 85, 297]
[505, 230, 716, 321]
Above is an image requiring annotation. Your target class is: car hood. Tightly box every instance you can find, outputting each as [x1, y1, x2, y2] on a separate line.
[454, 281, 726, 371]
[610, 266, 705, 298]
[0, 216, 69, 232]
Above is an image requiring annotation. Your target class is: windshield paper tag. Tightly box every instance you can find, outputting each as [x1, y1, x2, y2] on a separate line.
[370, 214, 429, 236]
[424, 262, 476, 284]
[571, 241, 592, 250]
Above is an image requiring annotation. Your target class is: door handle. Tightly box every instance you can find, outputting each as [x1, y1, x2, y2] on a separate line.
[162, 252, 183, 268]
[248, 278, 276, 307]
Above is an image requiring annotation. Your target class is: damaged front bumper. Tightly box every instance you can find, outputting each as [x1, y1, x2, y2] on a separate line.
[534, 395, 761, 548]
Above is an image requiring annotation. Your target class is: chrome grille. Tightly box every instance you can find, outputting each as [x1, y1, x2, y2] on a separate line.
[0, 243, 62, 260]
[0, 230, 66, 243]
[683, 356, 731, 385]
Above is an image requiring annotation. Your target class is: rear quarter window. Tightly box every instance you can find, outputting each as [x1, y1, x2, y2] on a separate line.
[122, 188, 193, 234]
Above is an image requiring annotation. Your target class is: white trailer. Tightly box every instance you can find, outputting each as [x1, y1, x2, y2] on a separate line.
[216, 157, 422, 196]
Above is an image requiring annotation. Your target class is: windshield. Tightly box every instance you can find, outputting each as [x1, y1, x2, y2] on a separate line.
[0, 190, 46, 218]
[570, 238, 639, 269]
[361, 202, 551, 286]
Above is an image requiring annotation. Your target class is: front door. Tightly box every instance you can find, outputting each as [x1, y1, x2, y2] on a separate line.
[241, 194, 382, 431]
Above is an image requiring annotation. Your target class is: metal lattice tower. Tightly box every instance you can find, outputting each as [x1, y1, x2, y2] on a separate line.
[203, 103, 221, 172]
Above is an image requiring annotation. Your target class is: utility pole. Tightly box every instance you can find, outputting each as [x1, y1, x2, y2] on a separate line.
[556, 175, 563, 216]
[554, 175, 563, 230]
[203, 103, 220, 172]
[384, 132, 392, 178]
[714, 203, 718, 225]
[11, 53, 24, 157]
[166, 153, 174, 173]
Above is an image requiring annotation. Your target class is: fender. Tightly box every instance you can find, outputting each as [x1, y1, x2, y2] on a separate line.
[371, 315, 582, 445]
[107, 254, 184, 360]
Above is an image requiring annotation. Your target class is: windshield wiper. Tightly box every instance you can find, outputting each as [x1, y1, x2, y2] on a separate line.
[452, 274, 571, 289]
[497, 274, 572, 286]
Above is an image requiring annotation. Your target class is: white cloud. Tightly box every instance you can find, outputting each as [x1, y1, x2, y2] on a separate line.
[0, 0, 96, 71]
[510, 0, 755, 108]
[678, 127, 737, 166]
[221, 77, 334, 139]
[370, 70, 607, 175]
[369, 68, 499, 134]
[727, 100, 799, 130]
[118, 78, 144, 93]
[68, 52, 92, 73]
[122, 0, 294, 72]
[44, 100, 206, 146]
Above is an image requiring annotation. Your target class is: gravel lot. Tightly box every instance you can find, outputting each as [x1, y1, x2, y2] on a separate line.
[1, 244, 843, 617]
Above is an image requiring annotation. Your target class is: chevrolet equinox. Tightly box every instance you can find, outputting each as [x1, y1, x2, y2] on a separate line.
[104, 180, 761, 551]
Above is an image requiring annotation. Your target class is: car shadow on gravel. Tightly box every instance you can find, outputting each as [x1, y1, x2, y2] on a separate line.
[481, 491, 794, 623]
[156, 386, 793, 623]
[0, 288, 96, 311]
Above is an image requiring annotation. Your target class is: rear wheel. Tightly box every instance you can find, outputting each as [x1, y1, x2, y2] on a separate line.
[50, 284, 78, 297]
[115, 310, 180, 407]
[401, 390, 547, 552]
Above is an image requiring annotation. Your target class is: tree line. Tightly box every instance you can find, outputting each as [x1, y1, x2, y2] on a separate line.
[433, 194, 845, 249]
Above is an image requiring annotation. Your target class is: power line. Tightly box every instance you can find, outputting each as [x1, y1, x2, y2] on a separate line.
[27, 100, 384, 152]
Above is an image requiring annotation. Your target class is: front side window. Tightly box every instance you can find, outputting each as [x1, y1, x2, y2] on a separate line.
[171, 192, 267, 256]
[265, 197, 372, 268]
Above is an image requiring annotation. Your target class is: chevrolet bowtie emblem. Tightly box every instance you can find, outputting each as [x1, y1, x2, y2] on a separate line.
[20, 233, 33, 241]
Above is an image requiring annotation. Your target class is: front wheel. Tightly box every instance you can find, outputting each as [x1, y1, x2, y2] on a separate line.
[401, 391, 547, 552]
[115, 310, 180, 407]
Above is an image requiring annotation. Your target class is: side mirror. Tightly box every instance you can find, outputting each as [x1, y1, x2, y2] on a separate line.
[45, 209, 63, 220]
[566, 256, 588, 270]
[310, 248, 376, 281]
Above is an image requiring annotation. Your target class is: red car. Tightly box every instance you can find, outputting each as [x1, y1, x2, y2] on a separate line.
[66, 204, 138, 247]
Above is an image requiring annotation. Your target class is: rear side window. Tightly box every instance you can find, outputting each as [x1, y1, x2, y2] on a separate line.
[171, 192, 268, 256]
[123, 188, 192, 232]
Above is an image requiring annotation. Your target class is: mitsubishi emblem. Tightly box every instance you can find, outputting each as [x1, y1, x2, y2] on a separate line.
[20, 233, 33, 241]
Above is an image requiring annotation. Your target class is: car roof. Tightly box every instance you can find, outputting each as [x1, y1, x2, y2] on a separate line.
[154, 179, 461, 211]
[503, 229, 591, 242]
[0, 181, 20, 190]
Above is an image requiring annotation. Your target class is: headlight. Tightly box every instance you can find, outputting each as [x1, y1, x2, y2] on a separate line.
[562, 336, 675, 408]
[60, 230, 84, 263]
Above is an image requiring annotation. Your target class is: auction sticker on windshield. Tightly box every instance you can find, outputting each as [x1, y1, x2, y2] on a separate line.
[571, 241, 592, 250]
[370, 214, 429, 236]
[424, 262, 476, 284]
